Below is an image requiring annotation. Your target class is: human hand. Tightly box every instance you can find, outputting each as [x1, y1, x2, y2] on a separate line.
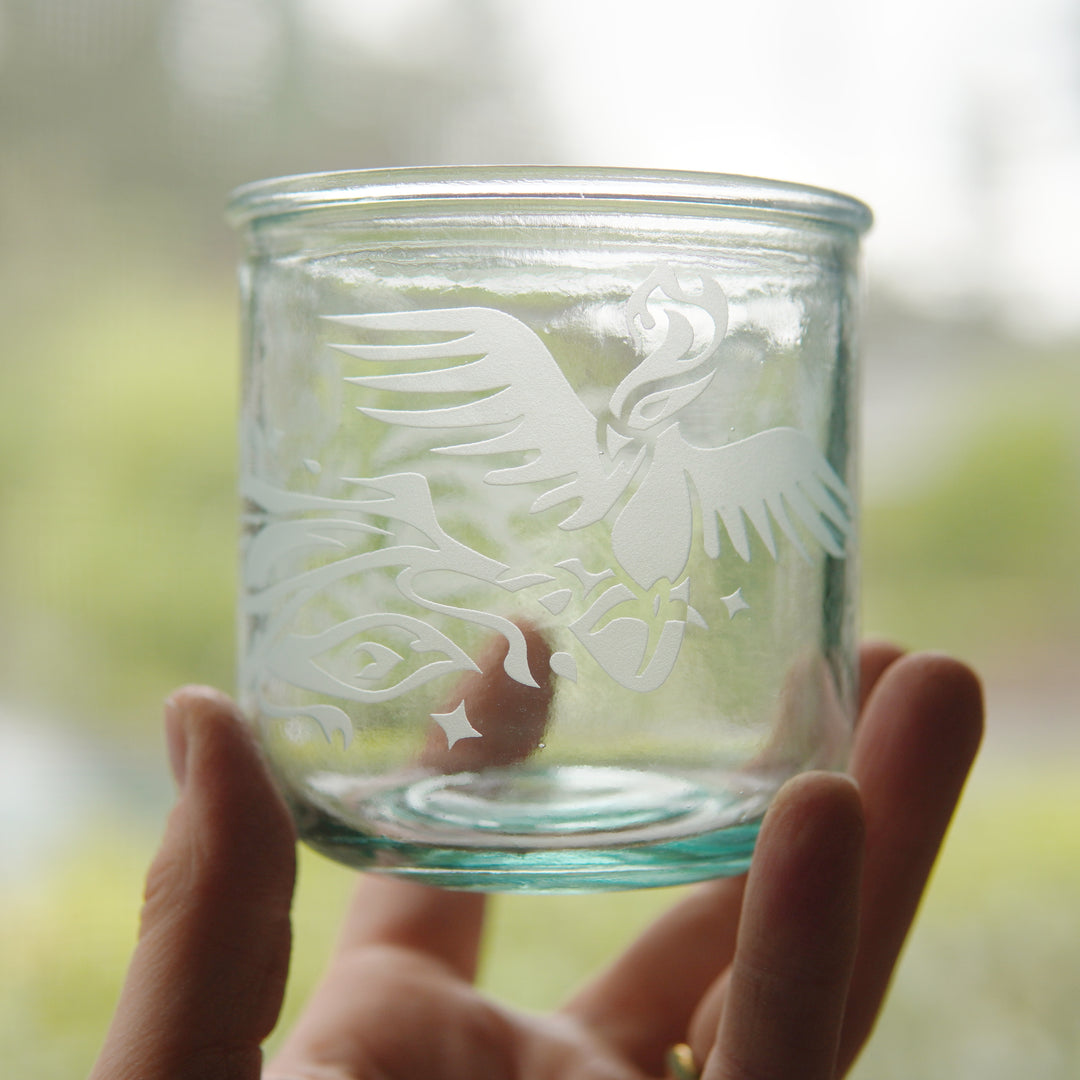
[90, 644, 982, 1080]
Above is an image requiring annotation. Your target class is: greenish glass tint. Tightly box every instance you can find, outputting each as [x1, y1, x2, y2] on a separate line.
[229, 166, 870, 893]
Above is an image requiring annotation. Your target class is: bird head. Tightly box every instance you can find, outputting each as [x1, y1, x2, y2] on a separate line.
[607, 264, 729, 433]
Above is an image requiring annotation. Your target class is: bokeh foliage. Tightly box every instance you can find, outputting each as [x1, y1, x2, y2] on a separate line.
[0, 268, 238, 731]
[863, 357, 1080, 664]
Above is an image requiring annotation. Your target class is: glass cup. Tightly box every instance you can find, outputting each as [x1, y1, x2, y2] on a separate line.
[227, 167, 871, 892]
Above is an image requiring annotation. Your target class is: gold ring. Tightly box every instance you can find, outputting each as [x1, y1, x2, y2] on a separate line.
[665, 1042, 700, 1080]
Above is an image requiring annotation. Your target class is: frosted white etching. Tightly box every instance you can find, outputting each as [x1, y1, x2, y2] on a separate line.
[430, 701, 482, 749]
[721, 588, 750, 618]
[242, 265, 851, 746]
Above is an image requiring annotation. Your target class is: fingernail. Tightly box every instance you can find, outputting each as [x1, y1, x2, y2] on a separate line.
[164, 694, 189, 788]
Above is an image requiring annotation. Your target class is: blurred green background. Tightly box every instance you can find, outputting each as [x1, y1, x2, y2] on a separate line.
[2, 2, 1078, 1077]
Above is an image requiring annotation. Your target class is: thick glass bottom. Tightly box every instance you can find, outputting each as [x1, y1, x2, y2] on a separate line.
[293, 764, 772, 892]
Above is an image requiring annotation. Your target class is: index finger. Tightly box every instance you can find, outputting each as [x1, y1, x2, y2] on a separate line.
[91, 688, 297, 1080]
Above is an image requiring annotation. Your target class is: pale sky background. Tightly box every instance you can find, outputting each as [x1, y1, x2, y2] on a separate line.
[318, 0, 1080, 337]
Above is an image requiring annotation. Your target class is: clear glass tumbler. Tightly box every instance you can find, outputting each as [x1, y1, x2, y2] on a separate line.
[227, 167, 871, 892]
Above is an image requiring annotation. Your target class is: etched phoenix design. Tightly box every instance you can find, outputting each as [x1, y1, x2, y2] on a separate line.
[243, 265, 852, 746]
[333, 265, 849, 589]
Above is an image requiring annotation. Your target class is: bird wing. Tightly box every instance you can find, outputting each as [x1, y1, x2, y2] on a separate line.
[328, 307, 638, 527]
[673, 425, 853, 563]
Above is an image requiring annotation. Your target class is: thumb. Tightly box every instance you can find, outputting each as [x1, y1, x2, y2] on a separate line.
[90, 687, 297, 1080]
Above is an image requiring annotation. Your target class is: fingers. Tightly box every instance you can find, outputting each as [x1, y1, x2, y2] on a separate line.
[836, 651, 983, 1072]
[267, 927, 513, 1080]
[561, 877, 747, 1075]
[268, 628, 544, 1080]
[90, 687, 297, 1080]
[327, 622, 555, 981]
[335, 874, 488, 982]
[858, 641, 906, 715]
[702, 772, 865, 1080]
[418, 620, 555, 773]
[686, 652, 982, 1074]
[558, 642, 904, 1074]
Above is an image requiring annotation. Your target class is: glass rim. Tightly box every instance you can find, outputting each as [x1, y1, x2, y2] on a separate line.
[226, 165, 872, 234]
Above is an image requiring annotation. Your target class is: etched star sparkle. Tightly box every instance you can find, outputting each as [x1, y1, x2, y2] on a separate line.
[721, 588, 750, 618]
[430, 701, 482, 749]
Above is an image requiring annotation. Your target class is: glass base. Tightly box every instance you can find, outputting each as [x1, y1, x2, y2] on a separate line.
[294, 764, 771, 892]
